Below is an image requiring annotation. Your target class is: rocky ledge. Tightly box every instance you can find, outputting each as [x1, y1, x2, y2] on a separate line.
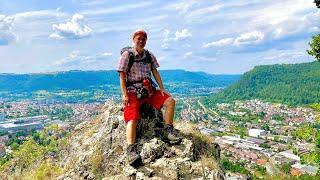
[54, 100, 225, 179]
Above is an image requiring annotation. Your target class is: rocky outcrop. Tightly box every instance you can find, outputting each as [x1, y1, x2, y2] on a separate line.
[53, 100, 225, 180]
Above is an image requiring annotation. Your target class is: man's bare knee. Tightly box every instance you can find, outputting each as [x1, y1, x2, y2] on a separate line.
[127, 120, 138, 128]
[164, 97, 175, 107]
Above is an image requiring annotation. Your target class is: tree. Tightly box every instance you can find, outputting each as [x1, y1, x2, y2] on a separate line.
[307, 34, 320, 61]
[280, 163, 291, 174]
[262, 124, 270, 131]
[315, 0, 320, 8]
[316, 131, 320, 149]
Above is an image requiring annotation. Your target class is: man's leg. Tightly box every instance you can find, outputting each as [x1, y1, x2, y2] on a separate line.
[125, 119, 141, 165]
[123, 92, 141, 165]
[163, 97, 176, 125]
[126, 120, 138, 144]
[147, 90, 181, 143]
[162, 96, 181, 143]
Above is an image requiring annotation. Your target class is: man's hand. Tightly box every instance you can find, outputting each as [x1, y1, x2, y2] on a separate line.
[122, 94, 129, 106]
[160, 88, 168, 97]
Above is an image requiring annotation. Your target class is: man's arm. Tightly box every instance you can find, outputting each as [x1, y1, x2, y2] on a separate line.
[152, 68, 165, 90]
[119, 72, 128, 96]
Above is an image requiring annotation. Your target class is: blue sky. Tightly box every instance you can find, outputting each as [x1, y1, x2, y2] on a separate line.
[0, 0, 319, 74]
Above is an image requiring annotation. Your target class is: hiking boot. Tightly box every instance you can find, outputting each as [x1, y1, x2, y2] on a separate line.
[126, 143, 141, 165]
[161, 124, 182, 144]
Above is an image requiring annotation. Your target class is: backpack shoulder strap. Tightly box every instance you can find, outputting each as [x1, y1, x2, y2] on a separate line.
[126, 51, 135, 74]
[144, 50, 153, 69]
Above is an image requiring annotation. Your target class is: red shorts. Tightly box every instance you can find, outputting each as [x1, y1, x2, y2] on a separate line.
[123, 89, 171, 123]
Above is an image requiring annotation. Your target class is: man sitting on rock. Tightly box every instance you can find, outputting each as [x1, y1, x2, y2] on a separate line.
[117, 29, 181, 165]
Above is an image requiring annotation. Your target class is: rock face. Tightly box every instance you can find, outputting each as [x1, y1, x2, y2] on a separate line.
[57, 101, 225, 180]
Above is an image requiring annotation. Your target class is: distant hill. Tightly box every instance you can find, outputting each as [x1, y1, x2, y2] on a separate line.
[0, 70, 240, 100]
[204, 62, 320, 106]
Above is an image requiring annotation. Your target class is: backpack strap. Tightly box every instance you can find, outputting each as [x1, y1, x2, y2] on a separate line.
[143, 50, 157, 87]
[126, 51, 135, 75]
[144, 50, 153, 69]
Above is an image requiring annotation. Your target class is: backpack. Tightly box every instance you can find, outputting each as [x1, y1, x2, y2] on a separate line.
[120, 47, 157, 87]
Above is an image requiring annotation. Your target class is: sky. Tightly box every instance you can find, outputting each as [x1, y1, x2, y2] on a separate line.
[0, 0, 319, 74]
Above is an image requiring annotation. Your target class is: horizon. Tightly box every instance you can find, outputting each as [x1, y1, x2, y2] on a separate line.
[0, 68, 242, 76]
[0, 0, 318, 74]
[1, 60, 317, 76]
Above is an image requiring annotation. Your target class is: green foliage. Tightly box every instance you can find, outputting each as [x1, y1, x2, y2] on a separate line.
[28, 161, 62, 180]
[297, 173, 320, 180]
[0, 154, 12, 166]
[10, 142, 20, 150]
[253, 165, 266, 175]
[300, 151, 320, 166]
[292, 124, 316, 141]
[316, 132, 320, 149]
[262, 124, 270, 131]
[279, 163, 291, 174]
[232, 125, 247, 138]
[27, 106, 41, 116]
[0, 124, 63, 172]
[15, 131, 26, 137]
[316, 115, 320, 124]
[307, 34, 320, 62]
[204, 62, 320, 106]
[10, 138, 47, 169]
[259, 143, 271, 149]
[221, 158, 250, 175]
[6, 137, 23, 147]
[53, 106, 74, 121]
[310, 103, 320, 112]
[258, 111, 267, 118]
[272, 114, 284, 122]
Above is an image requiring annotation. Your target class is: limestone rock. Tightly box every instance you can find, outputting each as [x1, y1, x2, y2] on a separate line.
[20, 101, 225, 180]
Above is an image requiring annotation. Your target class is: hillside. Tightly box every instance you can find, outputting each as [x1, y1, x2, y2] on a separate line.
[0, 70, 240, 92]
[204, 62, 320, 106]
[0, 70, 240, 102]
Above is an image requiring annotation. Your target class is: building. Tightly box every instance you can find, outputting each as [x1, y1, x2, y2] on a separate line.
[0, 114, 5, 121]
[278, 150, 300, 161]
[0, 121, 44, 132]
[246, 137, 265, 145]
[291, 163, 319, 176]
[199, 126, 217, 135]
[248, 129, 266, 138]
[0, 135, 9, 144]
[0, 143, 5, 157]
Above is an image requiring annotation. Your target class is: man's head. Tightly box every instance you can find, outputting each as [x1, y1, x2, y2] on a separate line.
[132, 29, 147, 50]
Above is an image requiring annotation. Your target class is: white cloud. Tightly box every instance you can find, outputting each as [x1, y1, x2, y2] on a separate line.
[81, 2, 152, 16]
[250, 0, 314, 26]
[174, 28, 192, 41]
[204, 31, 264, 48]
[183, 51, 193, 58]
[53, 50, 112, 67]
[203, 38, 234, 48]
[259, 49, 310, 64]
[186, 4, 223, 19]
[74, 0, 106, 6]
[101, 52, 113, 56]
[49, 13, 92, 40]
[165, 1, 198, 14]
[234, 31, 264, 45]
[161, 29, 171, 49]
[0, 15, 16, 45]
[161, 28, 193, 49]
[263, 51, 306, 61]
[13, 9, 67, 20]
[272, 10, 320, 39]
